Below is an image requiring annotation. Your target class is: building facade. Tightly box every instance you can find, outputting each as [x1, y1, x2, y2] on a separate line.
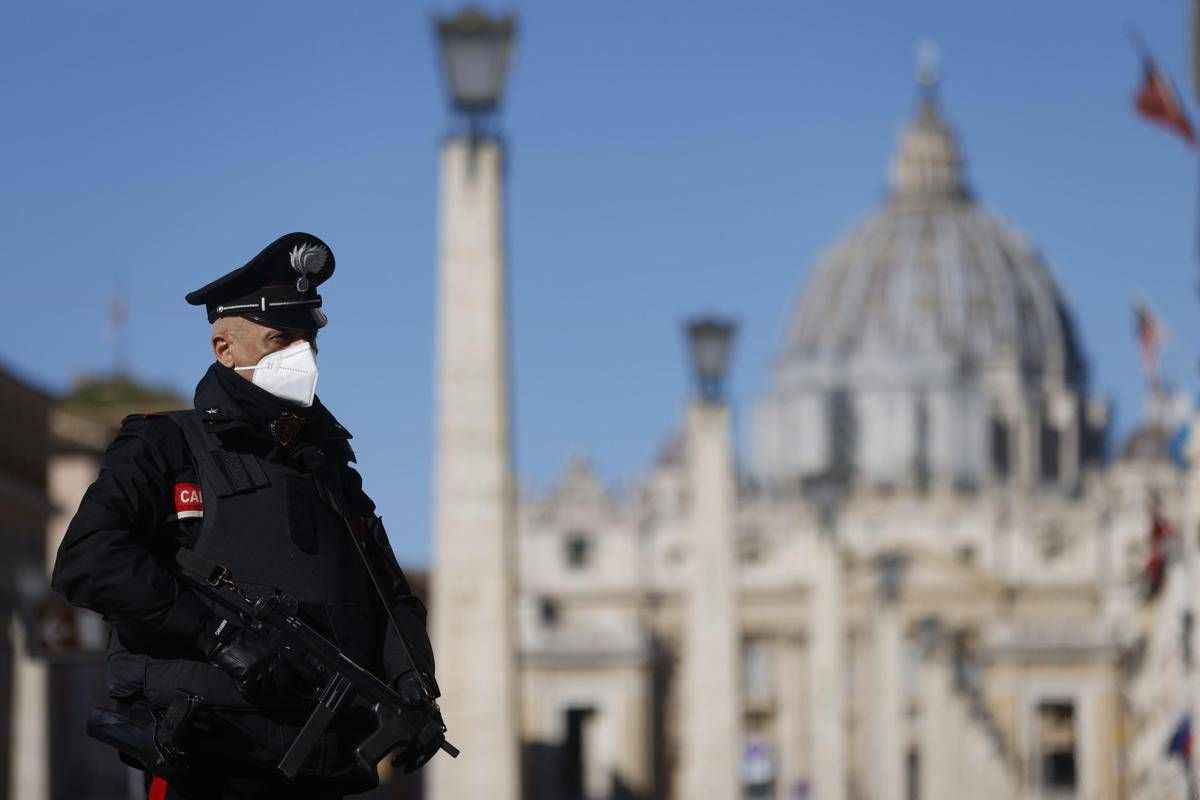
[8, 374, 186, 800]
[0, 364, 53, 800]
[501, 80, 1196, 800]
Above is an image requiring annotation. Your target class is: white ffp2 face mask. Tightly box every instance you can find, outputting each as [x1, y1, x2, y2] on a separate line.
[233, 340, 319, 407]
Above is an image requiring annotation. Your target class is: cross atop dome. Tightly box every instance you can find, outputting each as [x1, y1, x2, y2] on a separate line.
[916, 39, 940, 91]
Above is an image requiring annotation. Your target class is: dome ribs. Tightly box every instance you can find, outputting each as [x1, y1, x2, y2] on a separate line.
[754, 82, 1088, 491]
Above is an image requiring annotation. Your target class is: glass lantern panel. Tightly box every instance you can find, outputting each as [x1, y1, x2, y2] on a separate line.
[689, 325, 733, 381]
[443, 37, 508, 109]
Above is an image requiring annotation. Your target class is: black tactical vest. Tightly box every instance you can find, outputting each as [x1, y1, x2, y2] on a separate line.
[107, 409, 380, 712]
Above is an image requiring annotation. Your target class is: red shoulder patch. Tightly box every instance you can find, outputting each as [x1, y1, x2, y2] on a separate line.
[173, 483, 204, 519]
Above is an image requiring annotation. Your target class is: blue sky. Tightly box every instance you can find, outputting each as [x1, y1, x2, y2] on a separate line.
[3, 1, 1197, 566]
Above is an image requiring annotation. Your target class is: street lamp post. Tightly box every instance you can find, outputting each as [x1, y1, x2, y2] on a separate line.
[802, 450, 850, 800]
[679, 314, 742, 800]
[428, 8, 521, 800]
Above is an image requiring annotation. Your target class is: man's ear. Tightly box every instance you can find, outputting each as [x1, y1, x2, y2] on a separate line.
[212, 328, 236, 368]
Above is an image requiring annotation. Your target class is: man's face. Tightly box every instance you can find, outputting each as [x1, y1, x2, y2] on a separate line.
[211, 316, 316, 381]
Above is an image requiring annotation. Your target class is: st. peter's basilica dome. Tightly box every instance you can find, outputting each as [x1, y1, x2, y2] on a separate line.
[752, 78, 1100, 493]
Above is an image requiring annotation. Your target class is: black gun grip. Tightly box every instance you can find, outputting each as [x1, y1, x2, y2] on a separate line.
[354, 702, 413, 775]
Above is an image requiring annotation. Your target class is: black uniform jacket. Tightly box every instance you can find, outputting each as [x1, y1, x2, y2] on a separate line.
[51, 363, 436, 776]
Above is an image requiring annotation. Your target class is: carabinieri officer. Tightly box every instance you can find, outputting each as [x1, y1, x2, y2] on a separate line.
[52, 232, 443, 799]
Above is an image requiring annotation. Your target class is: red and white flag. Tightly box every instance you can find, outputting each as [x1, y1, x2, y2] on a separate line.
[1143, 495, 1175, 602]
[1134, 51, 1196, 145]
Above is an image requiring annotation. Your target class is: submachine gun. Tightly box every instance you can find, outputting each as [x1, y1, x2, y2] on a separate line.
[88, 555, 459, 783]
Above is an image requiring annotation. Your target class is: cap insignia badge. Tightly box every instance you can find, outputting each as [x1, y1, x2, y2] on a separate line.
[289, 243, 329, 293]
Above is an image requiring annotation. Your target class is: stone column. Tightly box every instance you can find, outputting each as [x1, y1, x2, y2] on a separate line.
[870, 554, 906, 800]
[809, 532, 846, 800]
[7, 446, 93, 800]
[584, 707, 608, 799]
[428, 137, 521, 800]
[917, 619, 950, 800]
[8, 617, 48, 800]
[619, 665, 653, 795]
[944, 646, 969, 793]
[679, 401, 742, 800]
[775, 638, 806, 800]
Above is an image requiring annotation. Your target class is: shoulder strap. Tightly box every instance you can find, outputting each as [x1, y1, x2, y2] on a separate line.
[305, 455, 430, 694]
[172, 546, 230, 589]
[161, 411, 269, 497]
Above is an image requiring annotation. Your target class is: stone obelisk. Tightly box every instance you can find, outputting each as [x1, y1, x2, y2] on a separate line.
[679, 319, 742, 800]
[427, 135, 521, 800]
[428, 11, 520, 799]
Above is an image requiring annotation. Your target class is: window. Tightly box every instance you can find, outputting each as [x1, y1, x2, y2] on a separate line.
[913, 396, 931, 492]
[1040, 524, 1066, 561]
[990, 417, 1010, 480]
[743, 641, 771, 700]
[539, 597, 560, 627]
[1040, 422, 1060, 483]
[738, 534, 766, 565]
[826, 387, 857, 481]
[563, 531, 592, 569]
[563, 706, 595, 799]
[1036, 701, 1077, 793]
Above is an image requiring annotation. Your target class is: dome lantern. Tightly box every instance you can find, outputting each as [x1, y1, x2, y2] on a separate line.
[888, 43, 969, 203]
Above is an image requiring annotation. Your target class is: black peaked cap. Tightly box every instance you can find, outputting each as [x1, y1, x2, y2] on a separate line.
[185, 232, 335, 331]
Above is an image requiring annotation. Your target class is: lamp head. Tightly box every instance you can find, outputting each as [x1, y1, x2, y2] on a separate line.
[684, 316, 737, 403]
[434, 7, 517, 131]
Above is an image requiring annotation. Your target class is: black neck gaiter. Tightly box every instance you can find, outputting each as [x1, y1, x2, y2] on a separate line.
[210, 362, 305, 432]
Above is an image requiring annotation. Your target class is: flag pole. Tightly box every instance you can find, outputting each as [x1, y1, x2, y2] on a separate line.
[107, 276, 128, 377]
[1128, 25, 1151, 64]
